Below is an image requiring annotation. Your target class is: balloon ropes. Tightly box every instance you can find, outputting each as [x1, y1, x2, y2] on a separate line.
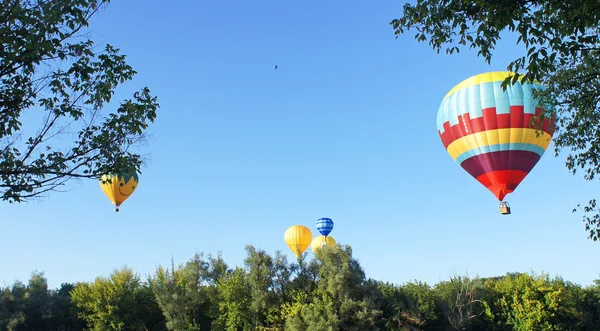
[99, 172, 139, 212]
[436, 72, 555, 215]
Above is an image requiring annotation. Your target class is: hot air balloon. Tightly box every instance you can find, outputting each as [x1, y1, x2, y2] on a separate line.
[284, 225, 312, 258]
[311, 235, 336, 253]
[316, 217, 334, 237]
[437, 71, 555, 215]
[99, 172, 139, 212]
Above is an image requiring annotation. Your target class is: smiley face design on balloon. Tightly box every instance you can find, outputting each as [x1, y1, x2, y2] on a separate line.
[100, 172, 139, 212]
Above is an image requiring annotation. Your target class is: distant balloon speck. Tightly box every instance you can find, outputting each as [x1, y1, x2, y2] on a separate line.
[273, 65, 278, 70]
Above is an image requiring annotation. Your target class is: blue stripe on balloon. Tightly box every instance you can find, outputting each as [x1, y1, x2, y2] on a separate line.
[316, 218, 334, 237]
[437, 100, 449, 133]
[436, 79, 546, 134]
[455, 143, 547, 164]
[448, 92, 461, 126]
[493, 82, 511, 114]
[522, 82, 546, 114]
[507, 81, 524, 106]
[480, 82, 496, 109]
[466, 83, 483, 120]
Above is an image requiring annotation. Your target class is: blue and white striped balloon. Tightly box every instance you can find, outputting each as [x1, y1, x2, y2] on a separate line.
[316, 218, 334, 237]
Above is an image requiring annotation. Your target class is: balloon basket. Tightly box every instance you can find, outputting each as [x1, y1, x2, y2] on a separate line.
[499, 202, 511, 215]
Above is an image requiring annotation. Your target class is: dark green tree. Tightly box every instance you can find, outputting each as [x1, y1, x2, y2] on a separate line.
[17, 272, 54, 331]
[580, 277, 600, 330]
[434, 274, 487, 331]
[390, 0, 600, 240]
[286, 245, 385, 330]
[243, 245, 276, 329]
[51, 282, 87, 330]
[151, 259, 204, 331]
[0, 280, 29, 330]
[0, 272, 86, 331]
[378, 280, 445, 330]
[150, 253, 227, 331]
[0, 0, 159, 202]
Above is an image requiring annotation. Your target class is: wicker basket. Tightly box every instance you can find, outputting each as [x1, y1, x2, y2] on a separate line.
[499, 202, 511, 215]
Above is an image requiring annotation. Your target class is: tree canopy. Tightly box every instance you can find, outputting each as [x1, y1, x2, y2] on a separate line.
[0, 0, 159, 202]
[1, 245, 600, 330]
[390, 0, 600, 241]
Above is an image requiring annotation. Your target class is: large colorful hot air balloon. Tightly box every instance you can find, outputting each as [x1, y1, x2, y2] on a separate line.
[316, 217, 334, 237]
[437, 71, 555, 214]
[311, 235, 336, 253]
[284, 225, 312, 258]
[99, 173, 139, 212]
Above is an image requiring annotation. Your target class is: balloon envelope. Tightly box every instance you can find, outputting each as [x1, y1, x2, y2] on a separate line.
[99, 172, 139, 211]
[273, 65, 278, 69]
[284, 225, 312, 258]
[316, 217, 334, 237]
[311, 235, 336, 254]
[437, 71, 555, 201]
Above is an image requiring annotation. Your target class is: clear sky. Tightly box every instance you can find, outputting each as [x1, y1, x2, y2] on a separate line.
[2, 0, 598, 289]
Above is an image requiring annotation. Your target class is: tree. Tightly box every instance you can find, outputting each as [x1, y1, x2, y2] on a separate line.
[579, 277, 600, 330]
[286, 245, 385, 330]
[390, 0, 600, 240]
[378, 280, 444, 330]
[0, 280, 28, 330]
[214, 267, 253, 331]
[484, 272, 567, 331]
[17, 272, 54, 331]
[70, 266, 164, 331]
[0, 0, 159, 202]
[243, 245, 277, 329]
[150, 253, 226, 331]
[52, 283, 87, 331]
[0, 272, 85, 331]
[434, 274, 486, 330]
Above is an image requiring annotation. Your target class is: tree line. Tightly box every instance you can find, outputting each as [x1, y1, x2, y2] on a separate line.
[1, 244, 599, 331]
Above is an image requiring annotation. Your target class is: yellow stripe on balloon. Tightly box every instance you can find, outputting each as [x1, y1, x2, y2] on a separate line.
[443, 71, 542, 100]
[446, 128, 552, 160]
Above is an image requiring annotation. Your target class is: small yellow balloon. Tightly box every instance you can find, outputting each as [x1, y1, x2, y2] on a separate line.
[311, 235, 336, 253]
[284, 225, 312, 258]
[99, 173, 139, 212]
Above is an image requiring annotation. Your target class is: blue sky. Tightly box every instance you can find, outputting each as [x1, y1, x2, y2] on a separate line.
[1, 0, 598, 289]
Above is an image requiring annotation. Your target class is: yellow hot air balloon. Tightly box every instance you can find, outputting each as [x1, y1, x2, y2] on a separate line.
[284, 225, 312, 258]
[311, 235, 336, 254]
[99, 172, 139, 212]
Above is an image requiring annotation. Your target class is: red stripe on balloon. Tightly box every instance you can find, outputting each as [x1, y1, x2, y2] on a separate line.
[475, 170, 529, 201]
[459, 150, 541, 180]
[439, 106, 555, 149]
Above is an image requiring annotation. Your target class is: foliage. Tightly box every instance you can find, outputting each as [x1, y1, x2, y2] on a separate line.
[1, 247, 599, 330]
[379, 279, 446, 330]
[0, 0, 159, 202]
[70, 266, 164, 331]
[285, 245, 385, 330]
[390, 0, 600, 240]
[0, 271, 84, 331]
[150, 253, 228, 331]
[214, 267, 253, 331]
[434, 274, 486, 330]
